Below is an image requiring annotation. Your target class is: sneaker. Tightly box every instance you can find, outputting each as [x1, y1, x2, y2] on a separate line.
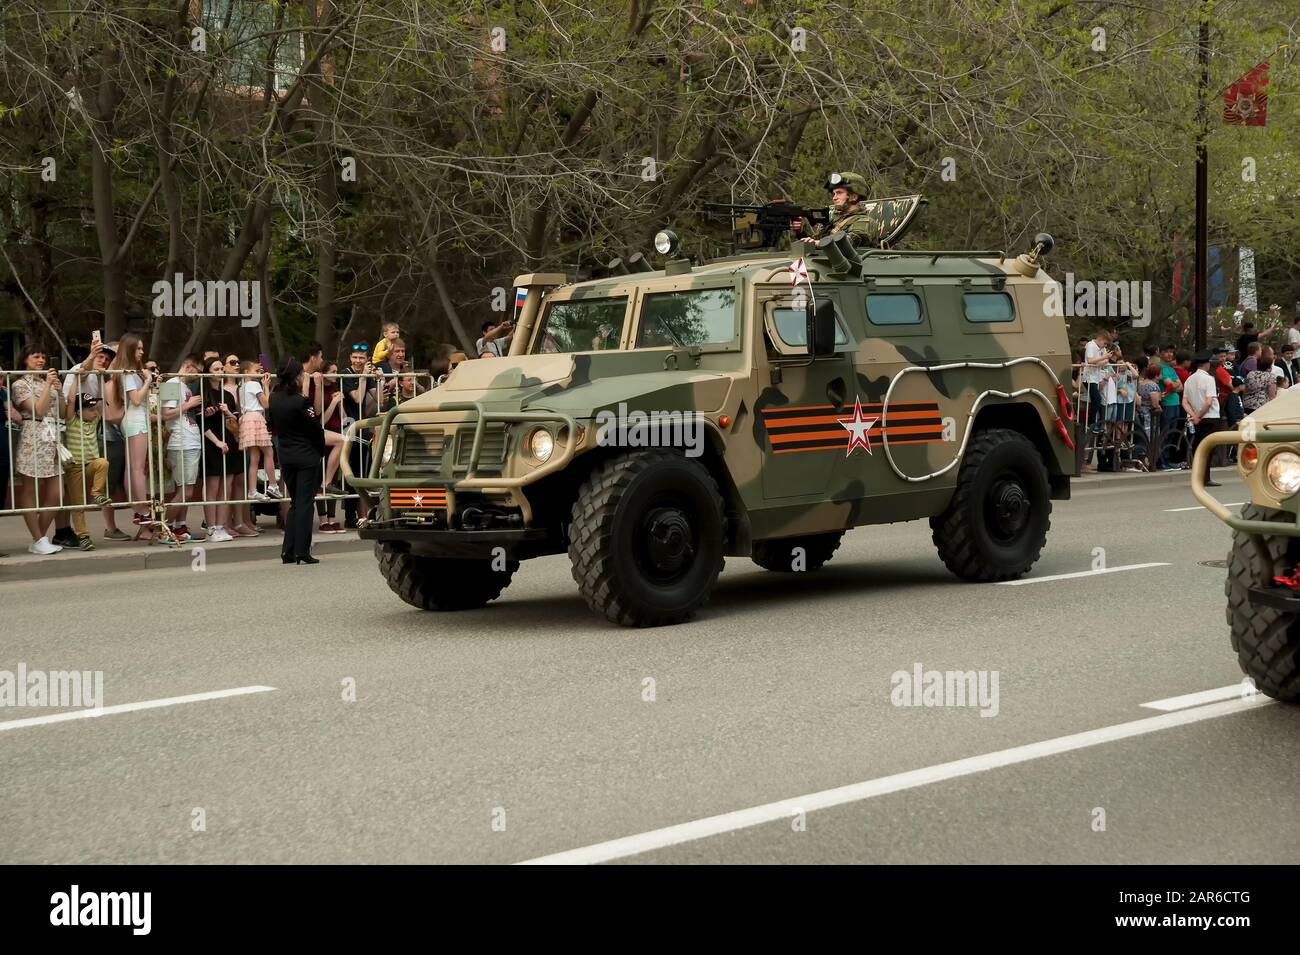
[248, 489, 269, 502]
[51, 528, 80, 549]
[132, 512, 150, 525]
[28, 537, 62, 556]
[173, 524, 192, 542]
[103, 528, 131, 541]
[92, 493, 112, 507]
[77, 535, 96, 551]
[319, 521, 343, 534]
[265, 484, 283, 499]
[208, 527, 234, 543]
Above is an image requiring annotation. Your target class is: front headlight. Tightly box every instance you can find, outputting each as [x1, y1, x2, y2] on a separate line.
[380, 433, 397, 466]
[1266, 451, 1300, 496]
[529, 428, 554, 462]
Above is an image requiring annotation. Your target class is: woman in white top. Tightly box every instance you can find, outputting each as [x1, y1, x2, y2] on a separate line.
[237, 358, 281, 500]
[10, 344, 68, 554]
[106, 333, 153, 525]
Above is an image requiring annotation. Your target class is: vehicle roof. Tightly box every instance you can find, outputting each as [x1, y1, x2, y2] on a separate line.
[554, 251, 1013, 295]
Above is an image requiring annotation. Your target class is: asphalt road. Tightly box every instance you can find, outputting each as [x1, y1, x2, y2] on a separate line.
[3, 473, 1298, 864]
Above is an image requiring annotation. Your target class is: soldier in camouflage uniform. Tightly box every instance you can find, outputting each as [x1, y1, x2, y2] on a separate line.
[794, 171, 876, 247]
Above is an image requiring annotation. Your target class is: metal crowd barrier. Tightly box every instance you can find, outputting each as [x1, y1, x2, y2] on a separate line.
[0, 366, 436, 546]
[1073, 359, 1176, 474]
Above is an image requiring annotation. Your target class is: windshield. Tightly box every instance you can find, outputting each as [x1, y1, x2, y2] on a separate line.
[636, 288, 737, 348]
[531, 297, 628, 353]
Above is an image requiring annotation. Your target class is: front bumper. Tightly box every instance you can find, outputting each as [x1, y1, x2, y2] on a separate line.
[1191, 427, 1300, 535]
[360, 523, 556, 559]
[341, 401, 578, 525]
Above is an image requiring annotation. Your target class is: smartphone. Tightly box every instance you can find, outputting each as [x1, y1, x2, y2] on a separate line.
[258, 353, 271, 372]
[91, 329, 102, 346]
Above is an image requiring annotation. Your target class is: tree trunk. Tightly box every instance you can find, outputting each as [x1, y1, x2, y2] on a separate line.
[88, 60, 126, 341]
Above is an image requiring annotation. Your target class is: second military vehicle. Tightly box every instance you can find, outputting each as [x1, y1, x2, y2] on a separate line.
[1192, 395, 1300, 702]
[344, 196, 1079, 627]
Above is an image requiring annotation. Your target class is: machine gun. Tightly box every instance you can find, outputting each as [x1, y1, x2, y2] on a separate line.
[702, 200, 830, 252]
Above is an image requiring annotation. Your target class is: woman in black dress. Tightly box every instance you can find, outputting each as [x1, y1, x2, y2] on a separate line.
[267, 357, 325, 564]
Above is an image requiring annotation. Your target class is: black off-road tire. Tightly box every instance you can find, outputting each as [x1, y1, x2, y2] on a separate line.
[930, 428, 1051, 582]
[569, 450, 726, 627]
[1225, 504, 1300, 702]
[375, 542, 518, 611]
[751, 532, 844, 572]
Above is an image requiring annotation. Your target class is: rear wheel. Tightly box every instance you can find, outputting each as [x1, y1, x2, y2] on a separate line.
[751, 532, 844, 572]
[1225, 504, 1300, 702]
[930, 428, 1051, 582]
[569, 450, 726, 627]
[375, 543, 517, 611]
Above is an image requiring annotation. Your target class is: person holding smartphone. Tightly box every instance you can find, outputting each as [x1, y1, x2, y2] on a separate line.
[54, 339, 113, 550]
[11, 344, 69, 554]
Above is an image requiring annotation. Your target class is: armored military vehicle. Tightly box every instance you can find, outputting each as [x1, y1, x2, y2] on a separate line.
[1192, 397, 1300, 701]
[344, 196, 1079, 627]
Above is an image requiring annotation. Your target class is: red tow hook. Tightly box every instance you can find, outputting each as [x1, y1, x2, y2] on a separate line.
[1273, 565, 1300, 590]
[1056, 384, 1074, 422]
[1053, 415, 1075, 451]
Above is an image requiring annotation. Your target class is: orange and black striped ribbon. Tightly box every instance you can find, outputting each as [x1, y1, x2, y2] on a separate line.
[762, 401, 943, 454]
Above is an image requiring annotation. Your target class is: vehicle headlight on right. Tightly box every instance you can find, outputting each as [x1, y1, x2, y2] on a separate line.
[528, 427, 554, 462]
[1266, 450, 1300, 496]
[380, 432, 397, 466]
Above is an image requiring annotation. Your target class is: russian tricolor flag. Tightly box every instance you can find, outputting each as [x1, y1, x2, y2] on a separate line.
[515, 288, 527, 308]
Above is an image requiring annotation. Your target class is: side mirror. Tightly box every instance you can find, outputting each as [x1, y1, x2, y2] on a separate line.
[806, 299, 837, 357]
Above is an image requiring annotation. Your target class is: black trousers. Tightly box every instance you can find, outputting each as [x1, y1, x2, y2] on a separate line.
[281, 461, 322, 560]
[1191, 416, 1225, 484]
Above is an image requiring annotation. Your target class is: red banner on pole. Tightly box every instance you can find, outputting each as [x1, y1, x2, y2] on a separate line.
[1224, 61, 1269, 125]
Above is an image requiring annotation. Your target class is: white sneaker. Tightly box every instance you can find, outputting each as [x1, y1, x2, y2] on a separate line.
[28, 537, 63, 555]
[209, 527, 234, 542]
[248, 489, 269, 502]
[265, 484, 283, 499]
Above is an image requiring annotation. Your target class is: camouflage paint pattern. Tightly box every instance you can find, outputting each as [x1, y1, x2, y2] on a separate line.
[368, 237, 1076, 554]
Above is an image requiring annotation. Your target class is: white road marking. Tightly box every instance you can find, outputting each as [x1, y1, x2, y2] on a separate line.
[997, 562, 1170, 586]
[1141, 684, 1257, 712]
[0, 685, 277, 733]
[516, 694, 1274, 865]
[1163, 502, 1243, 513]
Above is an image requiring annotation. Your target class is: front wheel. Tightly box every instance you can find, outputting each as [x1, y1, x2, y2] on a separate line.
[375, 543, 517, 611]
[569, 450, 726, 627]
[930, 428, 1051, 582]
[1225, 505, 1300, 701]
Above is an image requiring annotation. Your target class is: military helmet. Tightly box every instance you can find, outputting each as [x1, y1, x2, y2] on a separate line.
[825, 171, 869, 197]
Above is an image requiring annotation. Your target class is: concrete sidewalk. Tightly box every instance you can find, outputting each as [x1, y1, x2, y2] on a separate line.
[0, 506, 369, 581]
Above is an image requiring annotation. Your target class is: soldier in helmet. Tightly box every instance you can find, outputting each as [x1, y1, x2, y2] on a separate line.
[793, 171, 875, 247]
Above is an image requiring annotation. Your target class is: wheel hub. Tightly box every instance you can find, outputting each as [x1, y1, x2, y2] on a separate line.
[644, 506, 695, 576]
[988, 478, 1029, 541]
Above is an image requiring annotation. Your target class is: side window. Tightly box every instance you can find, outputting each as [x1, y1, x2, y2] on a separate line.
[963, 291, 1016, 323]
[865, 293, 923, 326]
[636, 288, 737, 348]
[771, 307, 849, 348]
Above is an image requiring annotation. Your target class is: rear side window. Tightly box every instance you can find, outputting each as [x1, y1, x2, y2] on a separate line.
[865, 293, 923, 325]
[963, 291, 1016, 323]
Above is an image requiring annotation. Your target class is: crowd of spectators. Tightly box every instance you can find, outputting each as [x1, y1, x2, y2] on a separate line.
[0, 315, 516, 557]
[1075, 311, 1300, 479]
